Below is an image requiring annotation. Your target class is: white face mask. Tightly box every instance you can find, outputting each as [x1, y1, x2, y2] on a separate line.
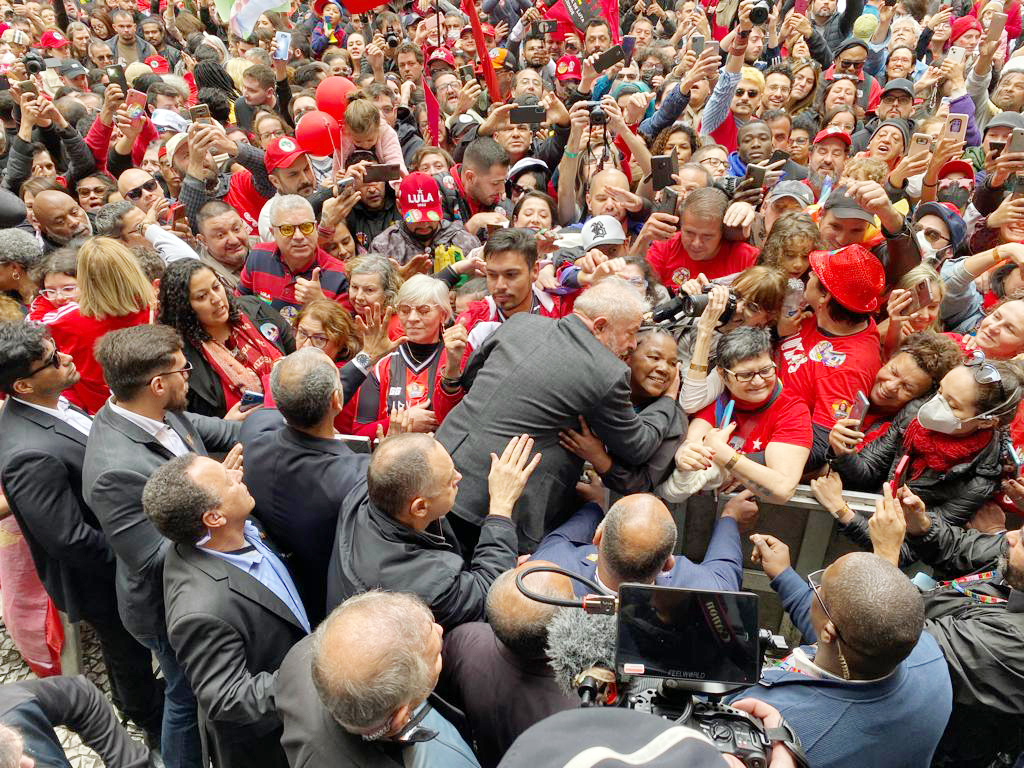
[916, 393, 962, 434]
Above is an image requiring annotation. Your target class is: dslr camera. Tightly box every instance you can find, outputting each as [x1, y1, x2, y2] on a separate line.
[575, 100, 609, 126]
[23, 51, 45, 76]
[750, 0, 772, 24]
[651, 284, 738, 330]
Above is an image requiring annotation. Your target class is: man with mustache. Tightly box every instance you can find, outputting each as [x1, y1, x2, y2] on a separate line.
[257, 137, 320, 243]
[33, 190, 93, 253]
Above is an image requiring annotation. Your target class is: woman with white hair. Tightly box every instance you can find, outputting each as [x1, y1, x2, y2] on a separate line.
[339, 274, 469, 436]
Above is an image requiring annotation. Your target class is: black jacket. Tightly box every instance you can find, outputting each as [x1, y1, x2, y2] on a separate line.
[182, 295, 295, 418]
[0, 398, 113, 624]
[82, 403, 240, 639]
[831, 400, 1003, 527]
[346, 198, 401, 253]
[908, 517, 1024, 767]
[164, 541, 307, 768]
[239, 408, 369, 624]
[326, 478, 518, 630]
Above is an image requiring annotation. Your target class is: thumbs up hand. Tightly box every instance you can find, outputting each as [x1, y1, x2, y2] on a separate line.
[295, 266, 327, 306]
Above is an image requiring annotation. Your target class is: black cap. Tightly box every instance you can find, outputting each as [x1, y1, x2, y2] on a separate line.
[823, 191, 874, 223]
[881, 78, 914, 96]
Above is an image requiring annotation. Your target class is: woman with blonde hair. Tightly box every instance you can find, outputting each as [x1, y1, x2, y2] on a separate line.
[880, 264, 945, 358]
[226, 57, 255, 92]
[45, 237, 152, 413]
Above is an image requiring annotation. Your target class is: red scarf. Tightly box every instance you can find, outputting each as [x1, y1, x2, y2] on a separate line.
[901, 418, 994, 480]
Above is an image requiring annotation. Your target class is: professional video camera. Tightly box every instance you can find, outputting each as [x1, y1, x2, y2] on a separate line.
[648, 284, 738, 337]
[517, 566, 805, 768]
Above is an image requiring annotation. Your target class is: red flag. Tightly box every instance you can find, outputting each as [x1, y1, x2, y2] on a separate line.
[461, 0, 501, 103]
[421, 73, 441, 146]
[541, 0, 620, 42]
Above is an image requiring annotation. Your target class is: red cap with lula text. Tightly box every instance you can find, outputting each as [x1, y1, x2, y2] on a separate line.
[398, 172, 444, 223]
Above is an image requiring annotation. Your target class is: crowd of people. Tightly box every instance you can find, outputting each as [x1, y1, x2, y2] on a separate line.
[0, 0, 1018, 763]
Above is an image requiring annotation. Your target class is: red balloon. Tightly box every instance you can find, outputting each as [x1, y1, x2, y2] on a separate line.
[315, 76, 356, 122]
[295, 110, 342, 156]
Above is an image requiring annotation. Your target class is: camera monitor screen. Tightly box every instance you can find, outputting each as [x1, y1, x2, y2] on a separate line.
[615, 584, 761, 692]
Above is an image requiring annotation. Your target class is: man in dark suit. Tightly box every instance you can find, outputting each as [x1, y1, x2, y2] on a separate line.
[83, 324, 241, 768]
[144, 454, 310, 768]
[439, 563, 579, 768]
[0, 323, 163, 748]
[435, 278, 681, 553]
[277, 591, 477, 768]
[326, 432, 537, 630]
[531, 493, 752, 596]
[240, 348, 370, 623]
[0, 677, 152, 768]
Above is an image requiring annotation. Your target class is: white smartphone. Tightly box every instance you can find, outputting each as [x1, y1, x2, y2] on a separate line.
[273, 30, 291, 61]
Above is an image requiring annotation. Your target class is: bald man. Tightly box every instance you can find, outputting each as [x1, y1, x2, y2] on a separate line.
[583, 168, 631, 227]
[33, 190, 92, 252]
[737, 545, 952, 767]
[440, 563, 578, 767]
[117, 169, 165, 213]
[531, 492, 751, 596]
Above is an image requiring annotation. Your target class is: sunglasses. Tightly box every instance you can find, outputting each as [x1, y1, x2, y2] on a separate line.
[966, 349, 1002, 386]
[125, 178, 159, 201]
[807, 569, 858, 662]
[273, 221, 316, 237]
[77, 185, 108, 197]
[838, 58, 865, 71]
[734, 87, 760, 98]
[938, 178, 973, 190]
[25, 346, 61, 378]
[147, 359, 193, 385]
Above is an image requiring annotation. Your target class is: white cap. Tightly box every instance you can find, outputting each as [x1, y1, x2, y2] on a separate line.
[581, 215, 626, 250]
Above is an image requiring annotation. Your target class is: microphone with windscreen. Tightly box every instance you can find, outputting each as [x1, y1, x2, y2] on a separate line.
[546, 608, 619, 705]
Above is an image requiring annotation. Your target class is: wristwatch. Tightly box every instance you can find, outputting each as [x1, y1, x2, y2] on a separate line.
[352, 351, 372, 374]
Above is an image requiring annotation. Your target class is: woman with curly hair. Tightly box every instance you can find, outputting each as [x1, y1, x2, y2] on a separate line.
[649, 122, 698, 162]
[157, 259, 294, 417]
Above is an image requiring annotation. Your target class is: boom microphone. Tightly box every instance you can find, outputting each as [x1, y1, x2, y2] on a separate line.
[546, 607, 618, 701]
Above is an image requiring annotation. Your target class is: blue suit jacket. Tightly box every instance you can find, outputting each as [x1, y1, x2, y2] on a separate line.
[530, 503, 743, 596]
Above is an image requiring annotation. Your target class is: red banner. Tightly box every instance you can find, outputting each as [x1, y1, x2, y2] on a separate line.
[462, 0, 501, 103]
[421, 73, 441, 146]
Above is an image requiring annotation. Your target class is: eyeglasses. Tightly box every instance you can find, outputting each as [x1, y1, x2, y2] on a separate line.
[702, 157, 728, 168]
[807, 569, 856, 656]
[396, 303, 438, 317]
[723, 362, 776, 383]
[880, 93, 912, 104]
[790, 136, 810, 146]
[24, 346, 61, 378]
[259, 128, 286, 141]
[295, 327, 330, 348]
[838, 58, 865, 71]
[920, 226, 950, 246]
[147, 359, 193, 384]
[39, 285, 78, 300]
[436, 80, 460, 92]
[77, 185, 108, 197]
[734, 87, 760, 98]
[625, 276, 648, 289]
[125, 178, 159, 201]
[273, 221, 316, 237]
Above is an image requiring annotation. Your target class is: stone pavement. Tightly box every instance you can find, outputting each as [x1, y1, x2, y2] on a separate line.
[0, 618, 142, 767]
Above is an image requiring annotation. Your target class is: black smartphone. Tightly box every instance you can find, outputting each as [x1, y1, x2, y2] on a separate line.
[509, 104, 546, 124]
[458, 64, 474, 84]
[745, 163, 767, 187]
[654, 186, 679, 216]
[105, 64, 127, 91]
[592, 44, 626, 73]
[362, 163, 402, 182]
[768, 149, 790, 164]
[650, 147, 678, 191]
[536, 18, 556, 33]
[990, 139, 1007, 155]
[622, 34, 636, 64]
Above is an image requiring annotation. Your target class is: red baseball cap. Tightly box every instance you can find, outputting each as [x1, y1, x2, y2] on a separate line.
[481, 22, 496, 38]
[813, 127, 852, 147]
[555, 55, 582, 82]
[937, 159, 975, 180]
[398, 172, 443, 223]
[264, 136, 308, 174]
[808, 244, 885, 313]
[39, 30, 69, 49]
[145, 54, 169, 74]
[427, 47, 456, 70]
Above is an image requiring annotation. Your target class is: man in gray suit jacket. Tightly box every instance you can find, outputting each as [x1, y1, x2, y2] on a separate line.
[83, 325, 241, 768]
[145, 454, 309, 768]
[435, 278, 681, 552]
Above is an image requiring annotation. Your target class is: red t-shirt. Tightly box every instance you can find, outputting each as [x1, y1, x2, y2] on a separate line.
[695, 387, 812, 454]
[43, 303, 151, 414]
[647, 238, 759, 293]
[777, 316, 882, 430]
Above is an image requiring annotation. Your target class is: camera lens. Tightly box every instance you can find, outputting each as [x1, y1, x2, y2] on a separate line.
[749, 0, 769, 23]
[386, 34, 399, 47]
[589, 106, 607, 125]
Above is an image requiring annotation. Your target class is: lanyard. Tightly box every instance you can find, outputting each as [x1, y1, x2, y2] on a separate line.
[940, 571, 1008, 605]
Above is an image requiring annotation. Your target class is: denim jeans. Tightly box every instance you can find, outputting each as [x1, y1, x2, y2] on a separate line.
[137, 631, 202, 768]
